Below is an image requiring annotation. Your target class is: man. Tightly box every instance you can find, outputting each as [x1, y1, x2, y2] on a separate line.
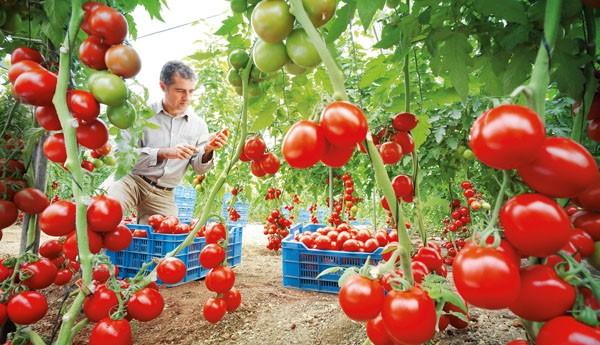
[105, 60, 228, 224]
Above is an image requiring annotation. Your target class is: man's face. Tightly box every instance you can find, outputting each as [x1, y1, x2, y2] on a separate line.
[160, 74, 195, 116]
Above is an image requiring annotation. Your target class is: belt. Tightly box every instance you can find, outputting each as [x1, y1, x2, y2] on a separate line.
[139, 175, 173, 191]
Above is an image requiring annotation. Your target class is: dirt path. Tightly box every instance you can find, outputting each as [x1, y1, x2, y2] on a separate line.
[0, 224, 527, 345]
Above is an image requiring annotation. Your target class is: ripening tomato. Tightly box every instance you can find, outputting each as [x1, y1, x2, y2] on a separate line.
[379, 142, 403, 165]
[381, 287, 436, 345]
[285, 29, 321, 68]
[39, 239, 63, 259]
[258, 152, 280, 174]
[535, 316, 600, 345]
[83, 286, 119, 322]
[79, 36, 109, 70]
[282, 120, 326, 169]
[223, 287, 242, 312]
[103, 224, 133, 252]
[391, 131, 415, 154]
[89, 318, 133, 345]
[7, 291, 48, 325]
[203, 297, 227, 324]
[0, 200, 18, 229]
[251, 0, 294, 43]
[302, 0, 336, 27]
[87, 195, 123, 232]
[127, 287, 164, 321]
[338, 275, 384, 321]
[8, 60, 44, 83]
[68, 90, 100, 122]
[156, 257, 186, 284]
[517, 137, 598, 198]
[452, 246, 520, 309]
[392, 113, 418, 131]
[43, 133, 67, 163]
[13, 69, 57, 106]
[11, 47, 44, 64]
[205, 266, 235, 293]
[199, 244, 226, 269]
[508, 265, 575, 322]
[39, 200, 76, 236]
[244, 136, 266, 161]
[321, 141, 355, 168]
[320, 101, 368, 147]
[105, 44, 141, 78]
[469, 105, 545, 169]
[88, 6, 128, 45]
[76, 118, 109, 150]
[500, 193, 572, 257]
[35, 105, 62, 130]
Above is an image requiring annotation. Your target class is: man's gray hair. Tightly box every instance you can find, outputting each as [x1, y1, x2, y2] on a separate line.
[160, 60, 197, 85]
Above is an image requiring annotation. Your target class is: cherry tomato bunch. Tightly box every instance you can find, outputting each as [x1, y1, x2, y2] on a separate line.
[147, 214, 195, 235]
[240, 136, 281, 177]
[263, 208, 292, 251]
[371, 112, 418, 165]
[199, 223, 242, 323]
[227, 207, 241, 222]
[309, 203, 319, 224]
[226, 48, 271, 98]
[264, 186, 282, 200]
[380, 173, 416, 216]
[293, 223, 388, 252]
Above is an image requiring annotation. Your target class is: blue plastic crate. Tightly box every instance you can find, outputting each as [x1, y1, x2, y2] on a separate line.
[106, 224, 243, 286]
[174, 186, 196, 199]
[282, 224, 383, 294]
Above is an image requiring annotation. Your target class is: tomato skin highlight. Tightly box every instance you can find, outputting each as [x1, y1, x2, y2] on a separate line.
[338, 275, 385, 321]
[157, 257, 186, 284]
[320, 101, 368, 147]
[536, 316, 600, 345]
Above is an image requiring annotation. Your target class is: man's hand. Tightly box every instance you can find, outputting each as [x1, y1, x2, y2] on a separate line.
[204, 128, 230, 154]
[158, 144, 199, 161]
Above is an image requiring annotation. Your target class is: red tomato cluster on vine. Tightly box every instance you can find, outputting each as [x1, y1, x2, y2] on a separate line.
[198, 223, 241, 323]
[147, 214, 198, 235]
[264, 186, 282, 200]
[263, 208, 292, 251]
[370, 112, 418, 165]
[294, 223, 388, 252]
[240, 136, 281, 177]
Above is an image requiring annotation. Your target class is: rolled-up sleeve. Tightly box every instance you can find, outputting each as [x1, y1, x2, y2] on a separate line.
[190, 149, 213, 174]
[137, 147, 160, 167]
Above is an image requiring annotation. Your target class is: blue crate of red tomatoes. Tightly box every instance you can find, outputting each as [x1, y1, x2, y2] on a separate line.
[282, 223, 392, 294]
[106, 216, 242, 286]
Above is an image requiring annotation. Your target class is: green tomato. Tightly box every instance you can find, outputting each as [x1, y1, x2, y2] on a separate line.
[230, 0, 247, 13]
[107, 101, 136, 129]
[462, 148, 475, 160]
[247, 82, 261, 98]
[284, 61, 307, 75]
[285, 29, 321, 68]
[102, 156, 116, 166]
[93, 159, 104, 169]
[90, 73, 128, 106]
[251, 0, 294, 43]
[227, 69, 242, 87]
[302, 0, 336, 27]
[195, 184, 202, 192]
[252, 39, 288, 73]
[87, 71, 111, 90]
[481, 201, 491, 210]
[587, 242, 600, 270]
[228, 49, 250, 70]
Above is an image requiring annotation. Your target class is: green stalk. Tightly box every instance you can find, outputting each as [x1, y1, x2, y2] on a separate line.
[329, 167, 334, 216]
[479, 170, 509, 245]
[53, 2, 91, 344]
[372, 188, 377, 232]
[412, 152, 426, 244]
[526, 0, 562, 117]
[573, 7, 596, 143]
[288, 0, 347, 100]
[25, 214, 37, 250]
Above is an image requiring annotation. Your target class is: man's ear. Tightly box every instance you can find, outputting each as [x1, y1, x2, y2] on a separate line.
[159, 81, 166, 92]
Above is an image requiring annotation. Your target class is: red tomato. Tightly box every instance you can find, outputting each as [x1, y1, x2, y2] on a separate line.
[203, 297, 227, 323]
[573, 211, 600, 241]
[54, 269, 73, 285]
[89, 318, 133, 345]
[127, 288, 164, 321]
[200, 244, 226, 269]
[63, 230, 103, 259]
[364, 238, 379, 253]
[576, 179, 600, 212]
[223, 287, 242, 312]
[570, 228, 596, 257]
[321, 140, 355, 168]
[381, 287, 436, 345]
[205, 266, 235, 293]
[35, 105, 62, 131]
[205, 223, 227, 244]
[366, 314, 394, 345]
[157, 257, 186, 284]
[391, 131, 415, 154]
[39, 239, 63, 259]
[508, 265, 575, 322]
[88, 6, 128, 45]
[83, 286, 118, 322]
[379, 142, 403, 165]
[8, 60, 44, 84]
[13, 188, 49, 214]
[0, 200, 18, 229]
[243, 136, 266, 161]
[239, 150, 252, 162]
[338, 275, 384, 321]
[517, 137, 598, 198]
[92, 264, 116, 283]
[87, 195, 123, 232]
[413, 246, 443, 271]
[452, 246, 520, 309]
[391, 175, 413, 199]
[147, 214, 164, 230]
[7, 291, 48, 325]
[392, 112, 417, 131]
[11, 47, 44, 64]
[79, 36, 109, 70]
[536, 316, 600, 345]
[258, 152, 280, 174]
[314, 235, 331, 250]
[342, 238, 360, 252]
[13, 69, 57, 106]
[588, 118, 600, 142]
[21, 258, 58, 290]
[103, 224, 133, 252]
[43, 133, 67, 163]
[77, 118, 109, 150]
[282, 120, 326, 169]
[469, 105, 545, 169]
[68, 90, 100, 121]
[320, 101, 368, 147]
[500, 193, 572, 257]
[250, 160, 266, 177]
[39, 200, 76, 236]
[411, 260, 430, 285]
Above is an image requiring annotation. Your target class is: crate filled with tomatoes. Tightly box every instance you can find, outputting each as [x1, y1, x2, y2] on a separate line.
[282, 223, 389, 294]
[106, 217, 243, 286]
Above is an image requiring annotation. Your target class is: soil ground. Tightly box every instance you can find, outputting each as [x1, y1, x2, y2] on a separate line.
[0, 224, 527, 345]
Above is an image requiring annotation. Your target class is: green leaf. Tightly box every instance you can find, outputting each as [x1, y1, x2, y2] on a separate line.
[316, 266, 344, 279]
[250, 100, 278, 132]
[136, 0, 166, 20]
[553, 53, 588, 100]
[440, 33, 471, 101]
[499, 25, 531, 50]
[337, 267, 360, 287]
[124, 14, 138, 39]
[412, 114, 430, 148]
[502, 49, 535, 93]
[373, 24, 400, 49]
[215, 14, 243, 37]
[358, 55, 386, 89]
[357, 0, 385, 31]
[325, 2, 357, 43]
[472, 0, 527, 24]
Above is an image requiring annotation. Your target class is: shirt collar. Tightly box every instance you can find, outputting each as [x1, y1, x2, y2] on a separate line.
[154, 101, 190, 121]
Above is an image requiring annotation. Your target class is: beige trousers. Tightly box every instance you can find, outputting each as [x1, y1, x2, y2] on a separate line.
[105, 174, 177, 225]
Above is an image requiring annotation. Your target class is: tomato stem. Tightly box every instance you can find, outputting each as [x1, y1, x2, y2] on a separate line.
[25, 329, 46, 345]
[526, 0, 562, 118]
[485, 170, 509, 232]
[328, 167, 334, 216]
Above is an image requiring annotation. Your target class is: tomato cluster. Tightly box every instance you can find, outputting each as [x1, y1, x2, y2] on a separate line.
[239, 136, 281, 177]
[199, 223, 242, 323]
[372, 112, 418, 165]
[440, 181, 489, 234]
[147, 214, 197, 235]
[9, 47, 57, 107]
[226, 48, 271, 97]
[263, 208, 292, 251]
[282, 101, 367, 169]
[264, 186, 282, 200]
[227, 206, 241, 222]
[293, 223, 390, 252]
